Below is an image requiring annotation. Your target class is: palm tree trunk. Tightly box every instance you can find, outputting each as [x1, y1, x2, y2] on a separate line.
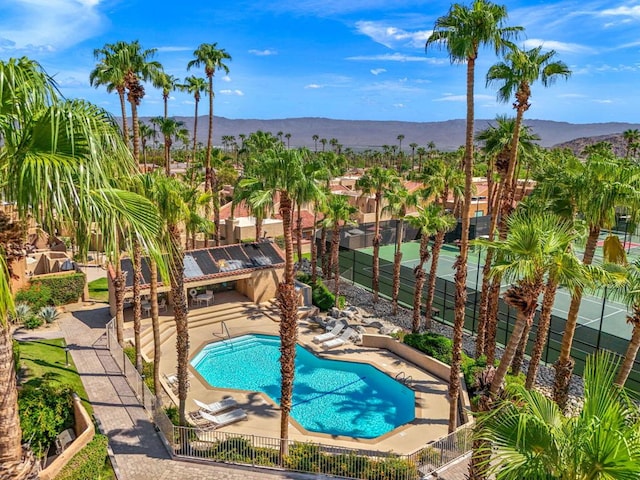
[616, 317, 640, 386]
[372, 193, 382, 303]
[320, 225, 328, 277]
[510, 319, 532, 376]
[485, 277, 502, 365]
[132, 241, 143, 372]
[168, 225, 189, 425]
[278, 192, 298, 458]
[310, 210, 319, 284]
[391, 220, 404, 315]
[449, 57, 476, 433]
[425, 231, 445, 330]
[213, 177, 221, 247]
[296, 203, 303, 263]
[150, 259, 161, 396]
[554, 225, 600, 409]
[205, 75, 213, 193]
[0, 325, 24, 465]
[191, 99, 199, 166]
[118, 88, 129, 145]
[113, 264, 126, 345]
[332, 224, 341, 298]
[526, 279, 558, 389]
[130, 100, 141, 165]
[412, 235, 430, 333]
[164, 137, 171, 176]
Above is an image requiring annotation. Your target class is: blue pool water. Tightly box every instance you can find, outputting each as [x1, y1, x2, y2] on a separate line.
[190, 334, 415, 438]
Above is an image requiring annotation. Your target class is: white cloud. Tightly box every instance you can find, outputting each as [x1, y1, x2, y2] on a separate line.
[594, 99, 613, 104]
[248, 49, 278, 56]
[355, 21, 431, 49]
[522, 38, 594, 55]
[219, 89, 244, 96]
[393, 103, 405, 108]
[600, 5, 640, 18]
[347, 53, 440, 63]
[221, 75, 232, 82]
[370, 68, 386, 75]
[0, 0, 106, 53]
[305, 84, 323, 89]
[155, 46, 192, 52]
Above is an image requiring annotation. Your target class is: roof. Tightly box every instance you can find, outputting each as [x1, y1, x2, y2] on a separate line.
[118, 241, 285, 290]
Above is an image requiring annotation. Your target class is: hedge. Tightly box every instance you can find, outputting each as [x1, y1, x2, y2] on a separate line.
[24, 272, 85, 306]
[54, 434, 109, 480]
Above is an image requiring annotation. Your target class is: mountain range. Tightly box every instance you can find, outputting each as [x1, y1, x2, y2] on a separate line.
[144, 116, 640, 152]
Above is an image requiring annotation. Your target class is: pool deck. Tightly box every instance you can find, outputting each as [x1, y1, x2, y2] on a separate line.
[149, 291, 453, 456]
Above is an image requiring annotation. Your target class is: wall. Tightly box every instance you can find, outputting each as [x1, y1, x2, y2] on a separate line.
[39, 393, 95, 480]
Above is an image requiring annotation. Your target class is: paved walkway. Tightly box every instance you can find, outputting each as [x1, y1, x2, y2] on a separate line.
[56, 303, 315, 480]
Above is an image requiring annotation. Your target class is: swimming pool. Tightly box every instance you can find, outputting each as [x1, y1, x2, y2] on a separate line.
[190, 334, 415, 438]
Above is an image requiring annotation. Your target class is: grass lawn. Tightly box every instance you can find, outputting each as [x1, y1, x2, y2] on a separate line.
[18, 338, 92, 415]
[88, 277, 109, 302]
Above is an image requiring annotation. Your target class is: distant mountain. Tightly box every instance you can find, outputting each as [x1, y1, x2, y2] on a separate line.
[141, 116, 640, 152]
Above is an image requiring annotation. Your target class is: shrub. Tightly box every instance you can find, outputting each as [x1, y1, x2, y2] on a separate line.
[11, 303, 33, 324]
[15, 283, 53, 310]
[19, 382, 73, 458]
[54, 434, 109, 480]
[404, 332, 453, 364]
[164, 406, 179, 426]
[311, 280, 335, 311]
[30, 272, 85, 305]
[23, 315, 43, 330]
[123, 346, 154, 393]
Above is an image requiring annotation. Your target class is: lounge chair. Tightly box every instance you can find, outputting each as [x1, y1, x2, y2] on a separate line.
[199, 408, 248, 429]
[322, 327, 357, 349]
[313, 321, 345, 344]
[193, 397, 238, 414]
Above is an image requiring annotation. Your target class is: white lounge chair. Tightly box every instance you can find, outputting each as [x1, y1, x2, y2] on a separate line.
[313, 321, 345, 344]
[199, 408, 248, 429]
[322, 327, 357, 349]
[193, 397, 238, 414]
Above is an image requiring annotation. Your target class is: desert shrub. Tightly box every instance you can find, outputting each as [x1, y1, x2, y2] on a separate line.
[311, 280, 335, 311]
[54, 434, 109, 480]
[11, 303, 33, 324]
[404, 332, 453, 364]
[23, 316, 43, 330]
[38, 305, 61, 324]
[19, 382, 73, 458]
[15, 283, 53, 310]
[296, 271, 311, 284]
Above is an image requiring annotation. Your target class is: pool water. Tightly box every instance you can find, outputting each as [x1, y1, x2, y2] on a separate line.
[190, 334, 415, 438]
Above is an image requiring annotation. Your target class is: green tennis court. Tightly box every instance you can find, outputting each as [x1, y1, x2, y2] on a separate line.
[357, 240, 632, 339]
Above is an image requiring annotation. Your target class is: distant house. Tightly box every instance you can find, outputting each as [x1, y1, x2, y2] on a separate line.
[107, 240, 285, 316]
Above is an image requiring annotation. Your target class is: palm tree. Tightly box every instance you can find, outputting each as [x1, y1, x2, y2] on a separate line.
[356, 167, 400, 303]
[154, 71, 178, 119]
[623, 128, 640, 159]
[312, 134, 319, 152]
[383, 185, 416, 315]
[320, 194, 357, 298]
[608, 258, 640, 386]
[320, 138, 327, 152]
[240, 148, 320, 455]
[139, 122, 155, 167]
[475, 352, 640, 480]
[179, 75, 207, 165]
[427, 0, 522, 433]
[156, 117, 189, 175]
[90, 49, 129, 142]
[188, 43, 231, 245]
[0, 57, 163, 476]
[409, 142, 418, 170]
[97, 41, 162, 164]
[406, 205, 456, 332]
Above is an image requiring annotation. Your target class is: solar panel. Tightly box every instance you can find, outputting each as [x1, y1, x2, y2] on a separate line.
[183, 254, 205, 279]
[192, 250, 219, 274]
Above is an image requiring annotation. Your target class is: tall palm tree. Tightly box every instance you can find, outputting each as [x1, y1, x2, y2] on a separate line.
[356, 167, 400, 303]
[139, 122, 155, 167]
[179, 75, 207, 165]
[312, 134, 319, 152]
[154, 71, 178, 119]
[623, 128, 640, 159]
[90, 49, 129, 142]
[239, 148, 320, 454]
[383, 185, 416, 315]
[94, 41, 162, 164]
[156, 117, 189, 175]
[427, 0, 522, 433]
[320, 194, 357, 298]
[475, 352, 640, 480]
[0, 57, 163, 477]
[188, 43, 231, 245]
[406, 205, 456, 332]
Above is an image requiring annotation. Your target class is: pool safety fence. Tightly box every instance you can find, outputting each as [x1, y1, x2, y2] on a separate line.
[104, 318, 474, 479]
[338, 246, 640, 393]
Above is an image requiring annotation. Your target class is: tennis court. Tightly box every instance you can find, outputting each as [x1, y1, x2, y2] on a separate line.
[357, 240, 632, 340]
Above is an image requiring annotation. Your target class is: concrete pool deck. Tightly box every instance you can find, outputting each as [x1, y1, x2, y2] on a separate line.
[140, 291, 462, 456]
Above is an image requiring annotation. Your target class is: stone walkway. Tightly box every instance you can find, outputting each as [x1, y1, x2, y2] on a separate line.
[55, 303, 315, 480]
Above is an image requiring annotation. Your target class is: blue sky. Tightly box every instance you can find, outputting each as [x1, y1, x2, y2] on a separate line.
[1, 0, 639, 124]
